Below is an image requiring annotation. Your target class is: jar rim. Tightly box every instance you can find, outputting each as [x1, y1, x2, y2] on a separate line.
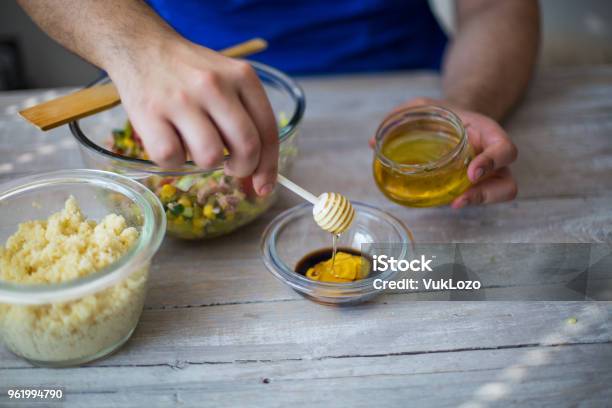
[0, 169, 166, 305]
[374, 105, 468, 174]
[69, 61, 305, 176]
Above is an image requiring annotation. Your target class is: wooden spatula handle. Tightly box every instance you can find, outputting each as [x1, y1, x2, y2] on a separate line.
[20, 83, 121, 131]
[19, 38, 268, 131]
[219, 38, 268, 58]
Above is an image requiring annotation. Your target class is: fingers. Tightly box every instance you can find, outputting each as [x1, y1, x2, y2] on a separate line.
[368, 136, 376, 149]
[199, 73, 261, 179]
[462, 115, 517, 183]
[116, 42, 274, 180]
[128, 62, 271, 191]
[129, 112, 186, 169]
[467, 138, 518, 183]
[451, 168, 518, 209]
[170, 105, 225, 170]
[237, 63, 279, 196]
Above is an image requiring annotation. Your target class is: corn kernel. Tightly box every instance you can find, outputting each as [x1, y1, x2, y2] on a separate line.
[178, 196, 192, 208]
[160, 184, 177, 201]
[203, 204, 216, 219]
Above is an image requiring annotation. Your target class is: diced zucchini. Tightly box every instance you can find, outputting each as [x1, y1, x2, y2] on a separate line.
[176, 175, 196, 192]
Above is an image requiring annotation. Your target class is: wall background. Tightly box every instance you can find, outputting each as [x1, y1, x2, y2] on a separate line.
[0, 1, 99, 88]
[430, 0, 612, 66]
[0, 0, 611, 89]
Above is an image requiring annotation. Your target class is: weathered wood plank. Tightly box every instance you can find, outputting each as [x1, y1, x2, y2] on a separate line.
[0, 300, 609, 369]
[2, 343, 611, 408]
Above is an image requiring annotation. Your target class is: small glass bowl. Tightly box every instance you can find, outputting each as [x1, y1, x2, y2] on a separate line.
[70, 61, 305, 240]
[260, 202, 412, 305]
[0, 170, 165, 367]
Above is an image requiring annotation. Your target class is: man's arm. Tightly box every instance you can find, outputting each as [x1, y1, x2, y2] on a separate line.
[441, 0, 539, 207]
[442, 0, 540, 121]
[17, 0, 176, 73]
[17, 0, 279, 196]
[386, 1, 539, 207]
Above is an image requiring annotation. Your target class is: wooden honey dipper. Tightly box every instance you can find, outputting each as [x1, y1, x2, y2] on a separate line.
[277, 175, 355, 234]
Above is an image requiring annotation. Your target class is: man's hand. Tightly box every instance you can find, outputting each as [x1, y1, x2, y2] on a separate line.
[447, 105, 518, 208]
[108, 38, 278, 196]
[17, 0, 279, 197]
[371, 98, 518, 208]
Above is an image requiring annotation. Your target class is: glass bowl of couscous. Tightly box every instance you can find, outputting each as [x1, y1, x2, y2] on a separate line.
[70, 61, 305, 239]
[0, 170, 165, 367]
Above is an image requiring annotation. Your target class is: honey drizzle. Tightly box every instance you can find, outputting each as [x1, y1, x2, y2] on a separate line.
[331, 233, 340, 276]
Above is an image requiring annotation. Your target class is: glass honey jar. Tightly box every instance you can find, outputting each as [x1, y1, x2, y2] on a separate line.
[373, 105, 474, 207]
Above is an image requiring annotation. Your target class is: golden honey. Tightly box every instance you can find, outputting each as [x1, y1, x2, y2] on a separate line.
[373, 106, 473, 207]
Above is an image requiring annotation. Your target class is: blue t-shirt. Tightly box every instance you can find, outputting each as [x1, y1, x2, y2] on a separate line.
[146, 0, 447, 74]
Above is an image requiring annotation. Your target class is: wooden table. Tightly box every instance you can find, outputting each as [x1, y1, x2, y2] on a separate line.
[0, 67, 611, 407]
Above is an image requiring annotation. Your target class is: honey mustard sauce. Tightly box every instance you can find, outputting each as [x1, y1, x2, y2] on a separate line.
[295, 247, 370, 283]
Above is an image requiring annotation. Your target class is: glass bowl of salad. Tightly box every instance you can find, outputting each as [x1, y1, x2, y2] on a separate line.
[70, 61, 305, 239]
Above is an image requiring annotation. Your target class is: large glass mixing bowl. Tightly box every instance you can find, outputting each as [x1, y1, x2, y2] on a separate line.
[71, 62, 305, 239]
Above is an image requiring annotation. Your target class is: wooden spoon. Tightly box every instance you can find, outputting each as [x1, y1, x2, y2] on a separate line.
[19, 38, 268, 131]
